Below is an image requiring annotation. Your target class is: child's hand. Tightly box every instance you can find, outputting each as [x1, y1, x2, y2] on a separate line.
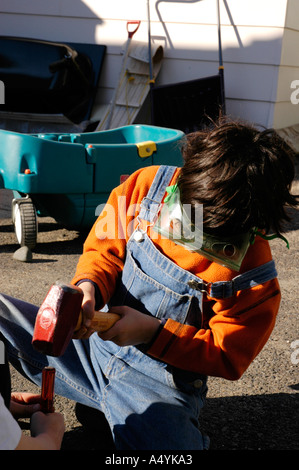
[98, 306, 161, 347]
[73, 281, 97, 339]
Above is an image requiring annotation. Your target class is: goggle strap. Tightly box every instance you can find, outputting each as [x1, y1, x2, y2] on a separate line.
[254, 229, 290, 249]
[164, 184, 178, 203]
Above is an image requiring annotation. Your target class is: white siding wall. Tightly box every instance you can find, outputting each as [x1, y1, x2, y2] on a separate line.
[0, 0, 298, 129]
[273, 0, 299, 128]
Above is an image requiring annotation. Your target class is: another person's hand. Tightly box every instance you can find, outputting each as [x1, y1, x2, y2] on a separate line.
[10, 392, 65, 450]
[10, 392, 41, 419]
[30, 410, 65, 449]
[15, 410, 65, 450]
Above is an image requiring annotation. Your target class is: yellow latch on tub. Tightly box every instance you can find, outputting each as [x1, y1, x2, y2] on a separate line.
[136, 141, 157, 158]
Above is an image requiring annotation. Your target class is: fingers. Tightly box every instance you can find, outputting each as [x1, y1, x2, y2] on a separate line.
[97, 308, 124, 343]
[98, 306, 162, 347]
[11, 392, 41, 404]
[10, 393, 42, 418]
[73, 282, 96, 339]
[98, 323, 119, 342]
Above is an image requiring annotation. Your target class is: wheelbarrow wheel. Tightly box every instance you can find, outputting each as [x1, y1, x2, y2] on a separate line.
[12, 198, 37, 250]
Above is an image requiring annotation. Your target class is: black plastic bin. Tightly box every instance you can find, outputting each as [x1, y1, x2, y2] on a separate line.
[151, 74, 224, 134]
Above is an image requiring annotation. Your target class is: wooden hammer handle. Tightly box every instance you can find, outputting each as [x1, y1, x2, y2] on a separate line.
[75, 310, 120, 333]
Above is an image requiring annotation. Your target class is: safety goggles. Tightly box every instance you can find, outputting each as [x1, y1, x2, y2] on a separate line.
[153, 184, 257, 271]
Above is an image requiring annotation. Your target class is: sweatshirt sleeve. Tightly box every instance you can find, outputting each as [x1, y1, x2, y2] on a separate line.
[147, 277, 280, 380]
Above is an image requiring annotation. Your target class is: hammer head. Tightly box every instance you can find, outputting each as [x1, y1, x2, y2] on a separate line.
[32, 282, 83, 357]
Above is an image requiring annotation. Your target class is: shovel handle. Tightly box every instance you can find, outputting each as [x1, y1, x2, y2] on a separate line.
[127, 20, 141, 38]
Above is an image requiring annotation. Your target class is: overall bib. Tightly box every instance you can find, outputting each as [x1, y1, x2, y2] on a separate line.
[0, 165, 277, 450]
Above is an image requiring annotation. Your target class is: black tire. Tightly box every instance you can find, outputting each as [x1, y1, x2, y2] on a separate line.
[12, 198, 37, 250]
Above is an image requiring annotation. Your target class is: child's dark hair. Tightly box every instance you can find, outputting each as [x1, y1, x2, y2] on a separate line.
[178, 120, 298, 237]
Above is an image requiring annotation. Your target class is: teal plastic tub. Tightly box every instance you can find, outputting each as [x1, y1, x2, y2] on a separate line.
[0, 125, 184, 246]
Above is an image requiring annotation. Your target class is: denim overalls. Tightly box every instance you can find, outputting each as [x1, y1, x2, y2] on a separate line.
[0, 165, 277, 450]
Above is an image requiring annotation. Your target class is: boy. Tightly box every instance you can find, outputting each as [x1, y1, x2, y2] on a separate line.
[0, 120, 297, 449]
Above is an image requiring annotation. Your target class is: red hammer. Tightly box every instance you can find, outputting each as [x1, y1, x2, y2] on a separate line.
[32, 282, 120, 357]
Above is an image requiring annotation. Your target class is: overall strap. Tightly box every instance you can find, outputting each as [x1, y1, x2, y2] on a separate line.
[207, 260, 277, 299]
[139, 165, 177, 223]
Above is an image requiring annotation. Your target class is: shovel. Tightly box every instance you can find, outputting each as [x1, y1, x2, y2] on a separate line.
[105, 20, 141, 129]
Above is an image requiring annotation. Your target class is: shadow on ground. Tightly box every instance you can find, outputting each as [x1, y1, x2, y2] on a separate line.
[200, 392, 299, 450]
[59, 391, 299, 450]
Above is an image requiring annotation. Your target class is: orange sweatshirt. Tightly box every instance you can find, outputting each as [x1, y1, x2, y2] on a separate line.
[72, 166, 281, 380]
